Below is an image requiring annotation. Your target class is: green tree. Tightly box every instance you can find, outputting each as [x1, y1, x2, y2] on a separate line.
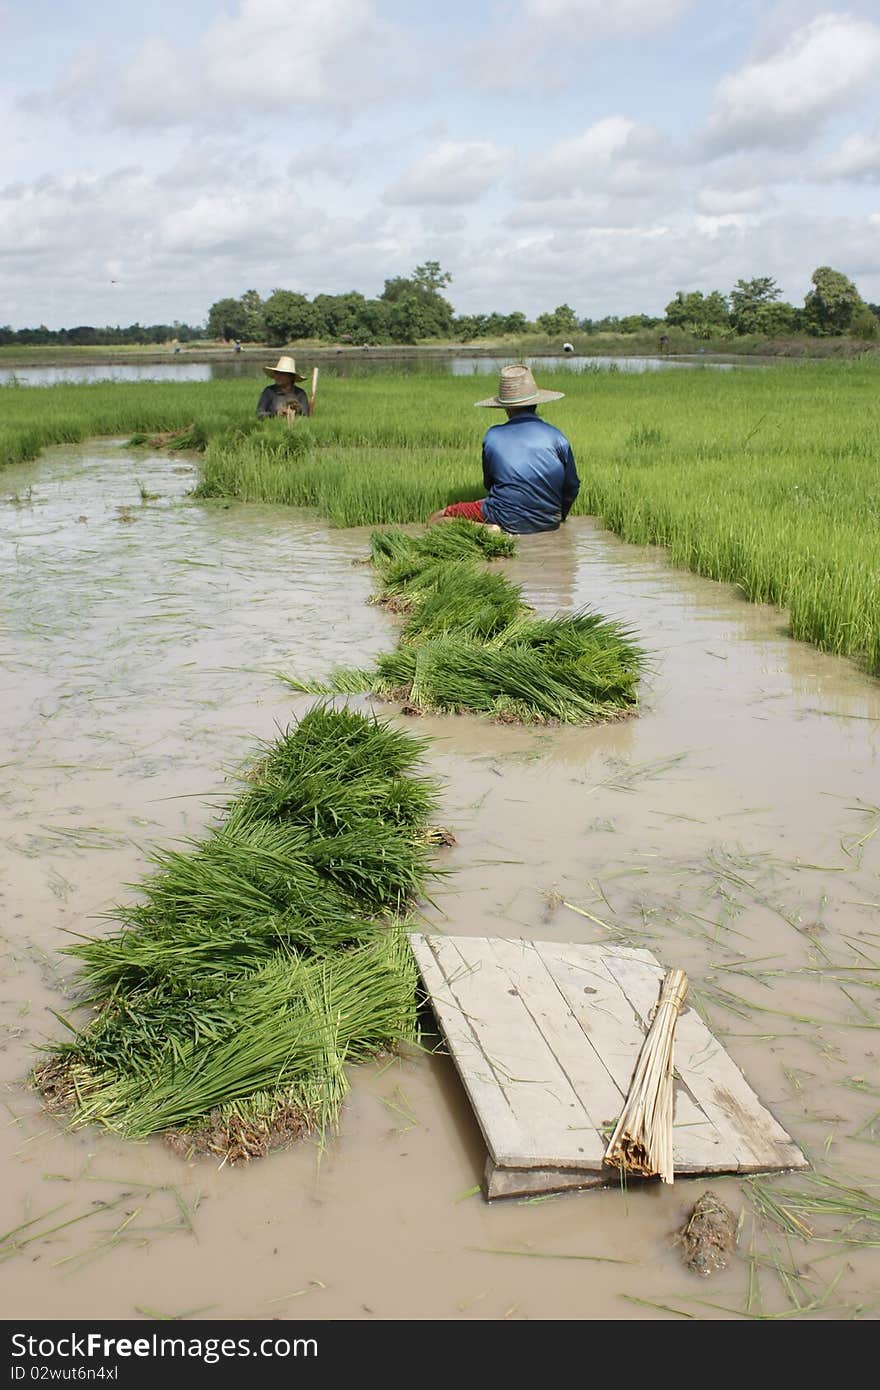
[207, 296, 250, 341]
[750, 301, 798, 336]
[536, 304, 579, 335]
[239, 289, 265, 341]
[411, 260, 452, 296]
[311, 291, 391, 342]
[665, 289, 730, 337]
[848, 303, 879, 340]
[380, 263, 454, 340]
[729, 277, 782, 334]
[803, 266, 864, 336]
[262, 290, 318, 345]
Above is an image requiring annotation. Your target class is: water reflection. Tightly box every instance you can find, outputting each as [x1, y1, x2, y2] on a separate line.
[1, 352, 742, 388]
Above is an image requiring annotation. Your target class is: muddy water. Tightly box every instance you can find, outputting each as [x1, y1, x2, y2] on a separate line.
[2, 444, 879, 1321]
[1, 353, 739, 387]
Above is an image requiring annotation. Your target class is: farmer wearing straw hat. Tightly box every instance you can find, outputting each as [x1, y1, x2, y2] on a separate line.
[256, 355, 312, 418]
[428, 364, 580, 534]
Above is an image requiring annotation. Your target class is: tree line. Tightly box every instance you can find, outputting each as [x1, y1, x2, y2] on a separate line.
[2, 262, 877, 348]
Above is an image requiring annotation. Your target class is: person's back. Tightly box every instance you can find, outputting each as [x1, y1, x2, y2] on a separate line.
[428, 364, 579, 534]
[481, 412, 577, 534]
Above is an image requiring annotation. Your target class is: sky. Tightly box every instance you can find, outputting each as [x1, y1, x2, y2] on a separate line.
[1, 0, 879, 329]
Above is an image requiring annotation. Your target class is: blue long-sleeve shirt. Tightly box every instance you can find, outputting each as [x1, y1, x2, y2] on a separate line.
[480, 410, 580, 534]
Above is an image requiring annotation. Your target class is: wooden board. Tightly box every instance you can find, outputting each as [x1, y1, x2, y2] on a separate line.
[409, 934, 807, 1199]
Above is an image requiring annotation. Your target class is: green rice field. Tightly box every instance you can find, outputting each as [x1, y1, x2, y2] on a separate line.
[2, 361, 878, 672]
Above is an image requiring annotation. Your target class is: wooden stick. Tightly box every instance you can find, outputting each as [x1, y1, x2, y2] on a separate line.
[309, 366, 319, 416]
[604, 968, 688, 1184]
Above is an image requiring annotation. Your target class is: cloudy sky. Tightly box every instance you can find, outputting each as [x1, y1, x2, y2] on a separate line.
[2, 0, 879, 328]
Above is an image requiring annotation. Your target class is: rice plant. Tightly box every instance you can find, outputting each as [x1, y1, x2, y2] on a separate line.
[37, 705, 441, 1156]
[287, 519, 644, 723]
[5, 362, 878, 671]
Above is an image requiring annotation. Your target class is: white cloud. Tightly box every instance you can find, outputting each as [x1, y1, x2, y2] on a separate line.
[5, 2, 880, 327]
[695, 212, 758, 238]
[696, 186, 767, 214]
[519, 117, 671, 200]
[519, 0, 692, 34]
[546, 117, 636, 169]
[384, 141, 509, 206]
[822, 129, 880, 180]
[706, 13, 880, 153]
[19, 0, 416, 131]
[202, 0, 408, 113]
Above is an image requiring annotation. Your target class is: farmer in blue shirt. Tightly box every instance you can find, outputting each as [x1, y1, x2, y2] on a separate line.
[429, 364, 579, 534]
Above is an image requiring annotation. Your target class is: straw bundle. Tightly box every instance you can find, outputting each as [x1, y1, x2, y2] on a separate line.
[604, 968, 688, 1184]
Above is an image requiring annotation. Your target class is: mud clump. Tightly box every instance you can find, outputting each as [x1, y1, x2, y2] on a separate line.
[676, 1189, 738, 1276]
[164, 1102, 312, 1164]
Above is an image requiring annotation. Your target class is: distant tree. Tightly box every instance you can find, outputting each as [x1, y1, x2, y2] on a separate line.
[536, 304, 579, 335]
[380, 263, 454, 340]
[386, 293, 445, 343]
[665, 289, 731, 337]
[262, 290, 319, 345]
[618, 314, 662, 333]
[411, 260, 452, 296]
[238, 289, 265, 341]
[848, 303, 879, 340]
[751, 301, 798, 335]
[67, 326, 99, 346]
[454, 310, 530, 339]
[311, 291, 391, 342]
[729, 277, 782, 334]
[496, 311, 528, 335]
[452, 314, 488, 340]
[206, 296, 250, 342]
[803, 266, 864, 336]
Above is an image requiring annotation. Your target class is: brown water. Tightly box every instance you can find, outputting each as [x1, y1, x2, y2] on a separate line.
[2, 443, 879, 1321]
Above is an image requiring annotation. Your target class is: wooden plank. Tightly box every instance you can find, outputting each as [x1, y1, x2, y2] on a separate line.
[409, 934, 526, 1164]
[534, 941, 659, 1119]
[484, 1158, 606, 1200]
[602, 949, 807, 1172]
[482, 937, 612, 1167]
[424, 935, 602, 1167]
[410, 934, 806, 1195]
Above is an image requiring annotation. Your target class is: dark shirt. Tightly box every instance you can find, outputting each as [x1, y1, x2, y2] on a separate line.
[256, 384, 311, 417]
[480, 410, 580, 534]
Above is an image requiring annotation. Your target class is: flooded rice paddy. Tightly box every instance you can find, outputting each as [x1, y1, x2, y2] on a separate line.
[0, 353, 738, 388]
[2, 441, 879, 1320]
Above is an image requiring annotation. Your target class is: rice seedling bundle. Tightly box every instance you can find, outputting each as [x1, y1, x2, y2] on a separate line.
[63, 931, 419, 1140]
[287, 519, 644, 724]
[38, 705, 441, 1155]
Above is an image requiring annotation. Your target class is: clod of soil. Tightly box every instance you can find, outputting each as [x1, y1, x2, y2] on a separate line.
[164, 1102, 312, 1164]
[424, 825, 456, 846]
[675, 1189, 738, 1276]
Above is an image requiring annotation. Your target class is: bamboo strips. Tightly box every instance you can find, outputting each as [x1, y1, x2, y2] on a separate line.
[604, 967, 688, 1184]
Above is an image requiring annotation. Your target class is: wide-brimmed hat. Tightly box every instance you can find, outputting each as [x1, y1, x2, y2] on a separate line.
[264, 355, 305, 382]
[475, 364, 564, 409]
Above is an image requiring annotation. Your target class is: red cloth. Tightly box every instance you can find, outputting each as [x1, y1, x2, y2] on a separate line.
[442, 499, 486, 522]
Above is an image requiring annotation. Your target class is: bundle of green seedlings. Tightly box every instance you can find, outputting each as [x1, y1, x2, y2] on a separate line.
[35, 705, 442, 1161]
[286, 518, 644, 724]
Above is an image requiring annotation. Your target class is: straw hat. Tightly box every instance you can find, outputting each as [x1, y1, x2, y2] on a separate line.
[264, 354, 305, 382]
[475, 364, 564, 409]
